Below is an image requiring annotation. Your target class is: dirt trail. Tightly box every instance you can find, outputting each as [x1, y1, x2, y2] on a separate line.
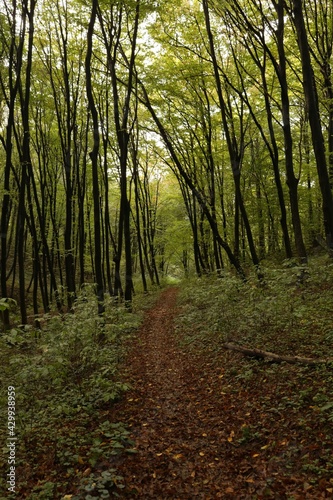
[104, 287, 333, 499]
[110, 287, 239, 499]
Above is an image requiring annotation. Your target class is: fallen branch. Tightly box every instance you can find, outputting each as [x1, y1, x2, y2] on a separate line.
[223, 342, 333, 365]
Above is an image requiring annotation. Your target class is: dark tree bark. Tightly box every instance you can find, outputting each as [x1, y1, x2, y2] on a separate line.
[133, 155, 157, 285]
[0, 0, 26, 328]
[140, 83, 245, 279]
[31, 106, 63, 312]
[98, 91, 115, 296]
[224, 342, 333, 365]
[178, 180, 205, 276]
[213, 0, 293, 259]
[77, 118, 89, 288]
[16, 0, 36, 324]
[43, 2, 79, 308]
[274, 0, 307, 262]
[203, 0, 261, 275]
[130, 120, 148, 292]
[133, 159, 148, 292]
[144, 170, 160, 286]
[98, 1, 140, 306]
[58, 1, 76, 307]
[255, 173, 265, 260]
[304, 0, 333, 187]
[201, 83, 222, 272]
[86, 0, 105, 315]
[292, 0, 333, 248]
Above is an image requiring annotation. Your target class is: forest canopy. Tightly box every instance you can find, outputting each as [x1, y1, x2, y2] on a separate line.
[1, 0, 333, 324]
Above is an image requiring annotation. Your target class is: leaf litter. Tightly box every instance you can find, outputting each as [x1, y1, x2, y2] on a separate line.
[89, 286, 333, 499]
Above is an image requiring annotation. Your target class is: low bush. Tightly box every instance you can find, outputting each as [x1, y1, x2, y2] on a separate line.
[0, 286, 155, 499]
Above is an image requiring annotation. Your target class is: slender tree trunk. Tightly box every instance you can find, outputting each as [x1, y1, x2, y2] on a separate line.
[86, 0, 105, 315]
[98, 1, 140, 305]
[0, 0, 25, 328]
[100, 94, 114, 296]
[203, 0, 261, 274]
[32, 113, 62, 311]
[293, 0, 333, 248]
[78, 119, 89, 287]
[132, 141, 148, 292]
[234, 190, 240, 259]
[192, 195, 204, 275]
[276, 0, 307, 262]
[141, 83, 245, 278]
[17, 0, 36, 324]
[256, 176, 265, 259]
[219, 5, 292, 259]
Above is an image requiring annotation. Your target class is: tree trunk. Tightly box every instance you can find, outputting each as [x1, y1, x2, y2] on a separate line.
[292, 0, 333, 248]
[17, 0, 36, 324]
[203, 0, 261, 274]
[98, 0, 140, 306]
[141, 82, 245, 279]
[132, 140, 148, 292]
[86, 0, 105, 315]
[276, 0, 307, 263]
[0, 0, 26, 328]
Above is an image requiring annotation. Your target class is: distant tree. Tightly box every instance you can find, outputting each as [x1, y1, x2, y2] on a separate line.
[203, 0, 261, 273]
[140, 81, 245, 278]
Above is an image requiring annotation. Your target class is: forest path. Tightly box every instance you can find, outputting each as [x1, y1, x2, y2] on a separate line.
[110, 287, 238, 499]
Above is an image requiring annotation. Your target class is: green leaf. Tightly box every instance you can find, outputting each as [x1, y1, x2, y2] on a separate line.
[321, 402, 333, 411]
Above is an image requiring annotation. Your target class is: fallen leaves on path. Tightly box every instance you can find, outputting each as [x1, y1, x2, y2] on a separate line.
[100, 287, 333, 499]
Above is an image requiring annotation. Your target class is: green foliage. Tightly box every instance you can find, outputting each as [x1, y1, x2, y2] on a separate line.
[176, 257, 333, 358]
[0, 297, 17, 312]
[3, 298, 132, 427]
[72, 469, 126, 499]
[0, 298, 17, 331]
[237, 424, 262, 444]
[29, 481, 56, 499]
[175, 256, 333, 477]
[0, 287, 153, 497]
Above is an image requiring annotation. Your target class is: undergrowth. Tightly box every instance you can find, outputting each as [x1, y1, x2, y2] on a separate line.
[176, 256, 333, 358]
[0, 286, 160, 499]
[175, 256, 333, 495]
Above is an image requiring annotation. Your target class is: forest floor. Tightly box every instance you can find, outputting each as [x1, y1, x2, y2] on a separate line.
[2, 271, 333, 499]
[89, 286, 333, 499]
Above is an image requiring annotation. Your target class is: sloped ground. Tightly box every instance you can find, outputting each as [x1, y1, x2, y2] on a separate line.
[102, 286, 333, 499]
